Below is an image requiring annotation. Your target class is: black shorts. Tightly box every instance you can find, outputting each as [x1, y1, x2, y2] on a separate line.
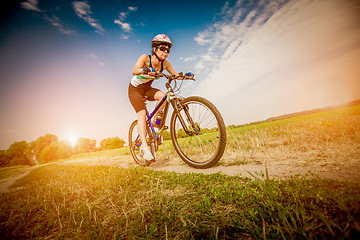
[128, 83, 161, 113]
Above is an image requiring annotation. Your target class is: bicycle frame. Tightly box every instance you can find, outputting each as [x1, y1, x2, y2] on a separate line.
[134, 86, 191, 148]
[134, 94, 170, 148]
[133, 72, 199, 148]
[146, 94, 168, 138]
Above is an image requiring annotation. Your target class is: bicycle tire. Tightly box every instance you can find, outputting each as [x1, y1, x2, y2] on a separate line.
[129, 120, 151, 166]
[170, 96, 226, 169]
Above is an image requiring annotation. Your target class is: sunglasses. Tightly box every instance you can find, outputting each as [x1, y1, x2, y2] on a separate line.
[158, 46, 170, 53]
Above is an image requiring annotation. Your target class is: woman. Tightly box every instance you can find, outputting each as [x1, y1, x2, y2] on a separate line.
[128, 34, 178, 162]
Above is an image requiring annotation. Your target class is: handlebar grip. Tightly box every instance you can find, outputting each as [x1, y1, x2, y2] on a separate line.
[185, 72, 194, 77]
[142, 67, 155, 74]
[142, 68, 150, 74]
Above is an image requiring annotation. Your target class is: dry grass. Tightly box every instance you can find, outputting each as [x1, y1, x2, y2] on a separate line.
[221, 105, 360, 166]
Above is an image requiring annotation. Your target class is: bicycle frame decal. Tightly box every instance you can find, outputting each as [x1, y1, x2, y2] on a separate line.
[146, 95, 168, 140]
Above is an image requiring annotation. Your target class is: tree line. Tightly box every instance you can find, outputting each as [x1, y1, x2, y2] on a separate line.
[0, 134, 126, 167]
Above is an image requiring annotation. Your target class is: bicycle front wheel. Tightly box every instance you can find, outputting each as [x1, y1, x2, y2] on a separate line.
[128, 120, 151, 166]
[170, 96, 226, 169]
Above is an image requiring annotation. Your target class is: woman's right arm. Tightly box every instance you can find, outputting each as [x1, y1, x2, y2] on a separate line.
[132, 54, 148, 75]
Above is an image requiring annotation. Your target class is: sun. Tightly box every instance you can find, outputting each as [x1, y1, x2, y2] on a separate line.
[67, 134, 78, 147]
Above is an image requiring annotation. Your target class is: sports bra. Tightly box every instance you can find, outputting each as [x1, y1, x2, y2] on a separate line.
[130, 55, 164, 88]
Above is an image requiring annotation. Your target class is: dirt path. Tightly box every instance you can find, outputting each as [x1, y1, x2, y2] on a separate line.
[0, 167, 38, 193]
[62, 145, 360, 183]
[159, 162, 360, 183]
[2, 142, 359, 192]
[150, 157, 360, 183]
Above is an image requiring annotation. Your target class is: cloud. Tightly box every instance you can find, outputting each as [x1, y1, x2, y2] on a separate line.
[194, 31, 211, 45]
[128, 6, 138, 11]
[194, 0, 289, 70]
[87, 53, 97, 59]
[86, 53, 105, 67]
[20, 0, 44, 12]
[193, 53, 217, 71]
[180, 56, 198, 62]
[119, 12, 127, 21]
[44, 15, 77, 35]
[72, 1, 104, 35]
[114, 6, 138, 33]
[114, 20, 132, 32]
[193, 0, 360, 124]
[120, 34, 131, 40]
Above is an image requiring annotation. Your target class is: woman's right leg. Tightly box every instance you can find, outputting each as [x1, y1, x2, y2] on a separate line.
[137, 110, 154, 160]
[129, 85, 147, 147]
[136, 110, 148, 147]
[129, 84, 154, 160]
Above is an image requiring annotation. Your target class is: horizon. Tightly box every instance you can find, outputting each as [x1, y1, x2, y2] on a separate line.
[1, 0, 360, 150]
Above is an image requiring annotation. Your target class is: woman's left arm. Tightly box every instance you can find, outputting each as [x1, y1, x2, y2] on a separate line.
[164, 60, 178, 76]
[164, 60, 194, 79]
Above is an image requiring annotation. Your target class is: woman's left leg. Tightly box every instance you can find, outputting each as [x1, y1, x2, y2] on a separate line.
[145, 88, 165, 123]
[152, 90, 165, 122]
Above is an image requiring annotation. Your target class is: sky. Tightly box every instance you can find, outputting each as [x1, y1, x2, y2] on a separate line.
[0, 0, 359, 150]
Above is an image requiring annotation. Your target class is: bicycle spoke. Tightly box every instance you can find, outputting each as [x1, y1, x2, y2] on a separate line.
[171, 96, 226, 168]
[129, 120, 147, 166]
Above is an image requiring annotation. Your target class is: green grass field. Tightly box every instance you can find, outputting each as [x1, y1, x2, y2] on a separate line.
[1, 164, 359, 239]
[1, 104, 359, 239]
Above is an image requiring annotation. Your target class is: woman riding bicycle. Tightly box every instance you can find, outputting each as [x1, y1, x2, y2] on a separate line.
[128, 34, 180, 162]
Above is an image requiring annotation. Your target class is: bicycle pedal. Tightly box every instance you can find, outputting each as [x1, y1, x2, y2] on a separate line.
[154, 124, 168, 130]
[145, 159, 156, 166]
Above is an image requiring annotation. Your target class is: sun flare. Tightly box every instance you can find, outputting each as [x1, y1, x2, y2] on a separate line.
[67, 134, 78, 147]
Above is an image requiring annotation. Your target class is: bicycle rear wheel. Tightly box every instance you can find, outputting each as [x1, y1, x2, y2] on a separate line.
[128, 120, 155, 166]
[170, 96, 226, 169]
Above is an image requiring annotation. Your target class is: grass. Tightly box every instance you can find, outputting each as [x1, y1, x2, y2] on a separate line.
[66, 147, 130, 160]
[220, 104, 360, 166]
[228, 105, 360, 150]
[0, 165, 32, 184]
[1, 104, 359, 239]
[0, 164, 359, 239]
[52, 104, 360, 168]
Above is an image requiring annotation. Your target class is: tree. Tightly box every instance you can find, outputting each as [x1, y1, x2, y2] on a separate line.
[163, 130, 171, 141]
[100, 137, 125, 151]
[175, 128, 188, 139]
[6, 141, 32, 166]
[40, 140, 73, 164]
[27, 134, 58, 163]
[74, 138, 97, 154]
[0, 150, 11, 167]
[109, 137, 125, 149]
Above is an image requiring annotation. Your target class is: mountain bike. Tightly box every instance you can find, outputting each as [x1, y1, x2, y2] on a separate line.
[128, 72, 226, 169]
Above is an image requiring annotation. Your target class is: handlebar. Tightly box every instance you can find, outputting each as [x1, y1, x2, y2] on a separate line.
[139, 71, 195, 92]
[155, 72, 195, 82]
[140, 70, 195, 82]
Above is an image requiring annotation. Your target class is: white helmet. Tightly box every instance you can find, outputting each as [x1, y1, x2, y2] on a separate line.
[151, 34, 172, 48]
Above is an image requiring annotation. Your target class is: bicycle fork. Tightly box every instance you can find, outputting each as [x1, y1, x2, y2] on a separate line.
[171, 98, 200, 136]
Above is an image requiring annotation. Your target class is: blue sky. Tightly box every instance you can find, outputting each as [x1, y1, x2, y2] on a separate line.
[1, 0, 360, 149]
